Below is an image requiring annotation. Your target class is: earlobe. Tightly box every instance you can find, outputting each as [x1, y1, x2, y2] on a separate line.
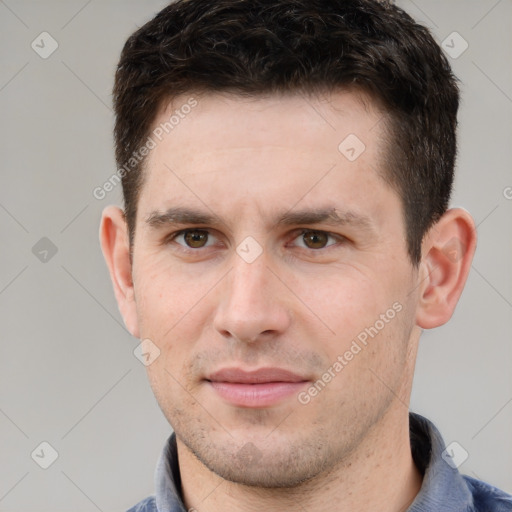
[100, 206, 140, 338]
[416, 208, 477, 329]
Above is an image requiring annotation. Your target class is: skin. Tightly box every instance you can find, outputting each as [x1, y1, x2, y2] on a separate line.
[101, 91, 476, 512]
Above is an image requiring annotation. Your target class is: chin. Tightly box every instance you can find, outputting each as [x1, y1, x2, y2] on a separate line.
[180, 430, 334, 489]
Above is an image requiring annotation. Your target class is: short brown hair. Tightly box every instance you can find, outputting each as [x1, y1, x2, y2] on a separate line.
[113, 0, 459, 264]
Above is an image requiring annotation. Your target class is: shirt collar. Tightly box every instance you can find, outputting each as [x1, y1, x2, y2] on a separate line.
[407, 412, 474, 511]
[154, 430, 186, 512]
[154, 412, 474, 512]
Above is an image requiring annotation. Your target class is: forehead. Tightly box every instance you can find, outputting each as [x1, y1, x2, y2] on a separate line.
[138, 90, 398, 229]
[149, 90, 385, 159]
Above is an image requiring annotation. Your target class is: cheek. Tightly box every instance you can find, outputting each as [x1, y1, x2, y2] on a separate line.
[133, 255, 209, 337]
[290, 268, 383, 340]
[291, 265, 412, 372]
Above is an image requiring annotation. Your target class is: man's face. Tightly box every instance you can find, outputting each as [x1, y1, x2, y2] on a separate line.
[130, 91, 422, 486]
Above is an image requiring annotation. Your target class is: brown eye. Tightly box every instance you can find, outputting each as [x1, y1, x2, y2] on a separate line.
[302, 230, 329, 249]
[183, 230, 209, 248]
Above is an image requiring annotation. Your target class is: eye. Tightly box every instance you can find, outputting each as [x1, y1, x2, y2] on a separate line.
[292, 230, 341, 250]
[170, 229, 216, 249]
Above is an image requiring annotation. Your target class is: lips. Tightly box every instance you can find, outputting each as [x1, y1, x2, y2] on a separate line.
[208, 367, 307, 384]
[206, 367, 309, 408]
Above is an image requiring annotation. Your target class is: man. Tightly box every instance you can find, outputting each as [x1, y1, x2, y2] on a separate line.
[100, 0, 512, 511]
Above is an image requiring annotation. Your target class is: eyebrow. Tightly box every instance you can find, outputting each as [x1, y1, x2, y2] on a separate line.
[278, 208, 374, 231]
[146, 207, 217, 227]
[145, 206, 375, 232]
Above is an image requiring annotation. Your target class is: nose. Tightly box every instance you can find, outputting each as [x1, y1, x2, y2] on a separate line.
[213, 254, 291, 344]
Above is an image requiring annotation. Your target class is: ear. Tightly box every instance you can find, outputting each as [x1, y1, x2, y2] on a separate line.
[100, 206, 140, 338]
[416, 208, 477, 329]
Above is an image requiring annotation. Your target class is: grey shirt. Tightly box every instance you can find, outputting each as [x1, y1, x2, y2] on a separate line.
[127, 413, 512, 512]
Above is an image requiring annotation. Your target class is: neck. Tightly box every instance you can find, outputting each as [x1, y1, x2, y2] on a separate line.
[177, 404, 423, 512]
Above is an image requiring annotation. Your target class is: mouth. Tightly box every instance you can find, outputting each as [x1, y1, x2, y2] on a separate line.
[205, 367, 310, 408]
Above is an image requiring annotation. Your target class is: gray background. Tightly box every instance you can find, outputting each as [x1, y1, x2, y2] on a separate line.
[1, 0, 511, 510]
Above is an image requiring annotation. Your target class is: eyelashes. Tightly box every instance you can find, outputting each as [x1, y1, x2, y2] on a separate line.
[166, 228, 348, 253]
